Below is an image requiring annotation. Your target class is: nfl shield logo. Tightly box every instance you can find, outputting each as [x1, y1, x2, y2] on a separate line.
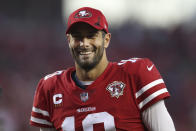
[80, 92, 89, 102]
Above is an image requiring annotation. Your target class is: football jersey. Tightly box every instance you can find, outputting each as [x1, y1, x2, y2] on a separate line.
[30, 58, 170, 131]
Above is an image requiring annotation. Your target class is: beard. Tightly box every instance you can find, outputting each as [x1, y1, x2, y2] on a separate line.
[70, 41, 105, 71]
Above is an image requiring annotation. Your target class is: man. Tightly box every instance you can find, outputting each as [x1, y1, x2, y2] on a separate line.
[30, 7, 175, 131]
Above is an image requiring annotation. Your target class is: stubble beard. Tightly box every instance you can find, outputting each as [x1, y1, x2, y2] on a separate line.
[70, 41, 105, 71]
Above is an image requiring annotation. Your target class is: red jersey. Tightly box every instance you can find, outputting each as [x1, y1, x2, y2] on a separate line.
[30, 58, 170, 131]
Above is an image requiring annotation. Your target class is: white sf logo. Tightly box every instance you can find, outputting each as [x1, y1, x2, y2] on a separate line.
[79, 10, 88, 16]
[53, 94, 62, 104]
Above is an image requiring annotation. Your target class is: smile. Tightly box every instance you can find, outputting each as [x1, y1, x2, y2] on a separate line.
[79, 51, 93, 55]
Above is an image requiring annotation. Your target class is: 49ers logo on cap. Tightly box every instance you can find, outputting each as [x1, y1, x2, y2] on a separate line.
[74, 10, 92, 18]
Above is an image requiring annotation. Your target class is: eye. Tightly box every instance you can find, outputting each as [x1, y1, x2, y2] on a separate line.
[72, 34, 79, 38]
[72, 34, 82, 40]
[86, 34, 95, 39]
[86, 33, 97, 39]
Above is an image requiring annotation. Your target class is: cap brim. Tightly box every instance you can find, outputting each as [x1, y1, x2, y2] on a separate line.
[66, 20, 104, 34]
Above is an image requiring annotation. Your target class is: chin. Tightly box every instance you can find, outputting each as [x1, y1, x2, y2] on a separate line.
[77, 59, 98, 71]
[79, 63, 96, 71]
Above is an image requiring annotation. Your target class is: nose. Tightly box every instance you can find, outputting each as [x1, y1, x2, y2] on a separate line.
[79, 37, 90, 47]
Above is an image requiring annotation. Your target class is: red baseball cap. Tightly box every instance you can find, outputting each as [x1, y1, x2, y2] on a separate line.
[66, 7, 109, 34]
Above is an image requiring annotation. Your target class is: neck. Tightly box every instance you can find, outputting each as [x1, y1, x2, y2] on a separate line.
[75, 52, 109, 81]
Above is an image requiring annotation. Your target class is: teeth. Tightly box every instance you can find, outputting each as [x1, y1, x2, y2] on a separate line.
[80, 51, 92, 55]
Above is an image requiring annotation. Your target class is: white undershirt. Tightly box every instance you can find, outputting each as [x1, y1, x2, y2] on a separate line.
[142, 100, 176, 131]
[79, 80, 93, 86]
[40, 80, 175, 131]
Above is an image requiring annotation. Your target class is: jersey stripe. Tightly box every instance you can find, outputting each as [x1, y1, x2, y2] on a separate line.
[30, 116, 52, 126]
[135, 79, 164, 98]
[138, 88, 168, 109]
[32, 107, 49, 116]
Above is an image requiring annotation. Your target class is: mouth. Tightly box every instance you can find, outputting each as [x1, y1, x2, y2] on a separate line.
[76, 47, 96, 57]
[72, 46, 97, 60]
[79, 51, 93, 55]
[78, 51, 94, 60]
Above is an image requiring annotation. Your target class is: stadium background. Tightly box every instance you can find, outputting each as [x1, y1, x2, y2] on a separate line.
[0, 0, 196, 131]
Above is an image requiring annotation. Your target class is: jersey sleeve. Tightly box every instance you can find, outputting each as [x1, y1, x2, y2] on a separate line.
[30, 78, 54, 128]
[134, 58, 170, 111]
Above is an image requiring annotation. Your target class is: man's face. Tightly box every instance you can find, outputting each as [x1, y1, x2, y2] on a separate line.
[67, 23, 106, 71]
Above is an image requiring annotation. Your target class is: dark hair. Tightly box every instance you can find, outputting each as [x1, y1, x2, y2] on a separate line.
[101, 30, 106, 38]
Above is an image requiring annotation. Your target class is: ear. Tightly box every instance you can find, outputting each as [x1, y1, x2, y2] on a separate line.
[66, 34, 71, 48]
[104, 33, 111, 48]
[66, 34, 71, 43]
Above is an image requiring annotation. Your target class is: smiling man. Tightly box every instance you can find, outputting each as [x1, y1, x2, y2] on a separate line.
[68, 23, 108, 73]
[30, 7, 175, 131]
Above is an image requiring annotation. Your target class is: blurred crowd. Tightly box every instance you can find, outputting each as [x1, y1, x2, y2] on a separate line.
[0, 1, 196, 131]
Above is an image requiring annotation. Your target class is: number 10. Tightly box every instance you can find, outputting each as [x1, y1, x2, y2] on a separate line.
[61, 112, 116, 131]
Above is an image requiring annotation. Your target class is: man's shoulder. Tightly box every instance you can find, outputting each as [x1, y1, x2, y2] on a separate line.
[43, 67, 75, 80]
[115, 57, 151, 72]
[112, 58, 155, 75]
[43, 70, 64, 81]
[38, 67, 75, 90]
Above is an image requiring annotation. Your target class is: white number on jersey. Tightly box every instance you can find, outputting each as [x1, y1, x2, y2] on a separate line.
[61, 112, 116, 131]
[44, 71, 63, 80]
[117, 58, 140, 65]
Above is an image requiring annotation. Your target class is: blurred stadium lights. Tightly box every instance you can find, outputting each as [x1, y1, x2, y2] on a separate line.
[62, 0, 196, 29]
